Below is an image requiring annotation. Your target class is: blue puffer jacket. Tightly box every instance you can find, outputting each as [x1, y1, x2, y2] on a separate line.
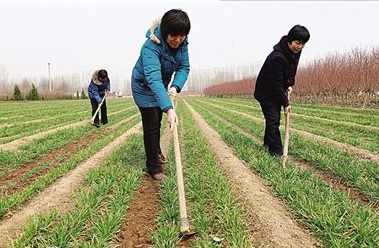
[131, 20, 190, 112]
[88, 70, 111, 103]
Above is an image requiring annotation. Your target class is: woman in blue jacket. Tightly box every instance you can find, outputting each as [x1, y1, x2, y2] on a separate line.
[88, 69, 110, 128]
[131, 9, 191, 181]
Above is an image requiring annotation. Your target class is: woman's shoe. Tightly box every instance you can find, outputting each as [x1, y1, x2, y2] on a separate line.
[152, 172, 167, 181]
[91, 122, 100, 128]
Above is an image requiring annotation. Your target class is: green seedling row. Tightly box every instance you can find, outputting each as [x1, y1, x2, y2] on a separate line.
[2, 97, 379, 248]
[207, 97, 379, 127]
[188, 99, 379, 247]
[203, 97, 379, 152]
[11, 134, 144, 248]
[0, 106, 138, 175]
[0, 116, 140, 220]
[152, 100, 251, 247]
[0, 98, 132, 118]
[0, 98, 131, 125]
[188, 98, 379, 201]
[0, 100, 135, 144]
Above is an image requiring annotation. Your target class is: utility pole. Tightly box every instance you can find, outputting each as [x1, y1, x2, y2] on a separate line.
[48, 62, 51, 92]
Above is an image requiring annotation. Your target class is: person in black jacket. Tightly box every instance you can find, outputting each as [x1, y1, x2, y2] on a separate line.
[254, 25, 310, 156]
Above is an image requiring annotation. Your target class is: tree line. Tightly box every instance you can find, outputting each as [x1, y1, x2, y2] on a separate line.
[203, 46, 379, 107]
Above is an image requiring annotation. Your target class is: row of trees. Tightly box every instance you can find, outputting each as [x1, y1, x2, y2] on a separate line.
[13, 84, 39, 100]
[203, 46, 379, 107]
[0, 63, 257, 100]
[2, 46, 378, 107]
[0, 68, 94, 100]
[11, 84, 88, 101]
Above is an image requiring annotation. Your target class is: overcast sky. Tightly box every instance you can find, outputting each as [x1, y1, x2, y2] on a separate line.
[1, 0, 379, 86]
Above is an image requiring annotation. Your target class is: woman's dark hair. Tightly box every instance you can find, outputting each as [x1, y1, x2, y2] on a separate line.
[160, 9, 191, 40]
[287, 25, 310, 43]
[98, 69, 108, 82]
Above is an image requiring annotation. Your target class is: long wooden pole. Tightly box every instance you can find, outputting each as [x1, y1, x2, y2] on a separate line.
[282, 92, 291, 168]
[170, 96, 190, 234]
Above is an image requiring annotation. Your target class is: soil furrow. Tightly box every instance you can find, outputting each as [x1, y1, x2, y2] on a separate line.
[115, 127, 171, 248]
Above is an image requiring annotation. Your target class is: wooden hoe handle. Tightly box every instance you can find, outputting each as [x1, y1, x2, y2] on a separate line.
[282, 91, 291, 168]
[91, 91, 108, 124]
[170, 96, 190, 233]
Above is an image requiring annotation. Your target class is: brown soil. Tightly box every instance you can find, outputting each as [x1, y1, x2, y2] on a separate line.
[116, 127, 175, 248]
[116, 116, 195, 248]
[185, 100, 321, 248]
[0, 131, 104, 196]
[0, 122, 141, 248]
[116, 176, 160, 248]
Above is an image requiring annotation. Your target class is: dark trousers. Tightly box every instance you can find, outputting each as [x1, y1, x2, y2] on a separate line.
[139, 107, 164, 175]
[90, 98, 108, 125]
[259, 100, 283, 156]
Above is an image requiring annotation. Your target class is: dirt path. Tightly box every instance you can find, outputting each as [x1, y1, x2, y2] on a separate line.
[0, 108, 133, 152]
[202, 100, 379, 163]
[0, 123, 141, 248]
[116, 127, 171, 248]
[185, 100, 320, 248]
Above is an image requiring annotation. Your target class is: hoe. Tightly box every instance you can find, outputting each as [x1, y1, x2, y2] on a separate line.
[170, 96, 197, 238]
[282, 91, 291, 168]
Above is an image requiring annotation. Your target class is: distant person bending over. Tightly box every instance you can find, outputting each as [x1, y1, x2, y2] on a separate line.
[254, 25, 310, 156]
[131, 9, 191, 181]
[88, 69, 110, 128]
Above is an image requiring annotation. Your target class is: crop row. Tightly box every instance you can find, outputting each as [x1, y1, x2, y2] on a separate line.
[3, 96, 379, 247]
[0, 98, 131, 121]
[217, 97, 379, 127]
[0, 111, 140, 220]
[188, 98, 379, 201]
[11, 100, 254, 247]
[185, 97, 379, 247]
[0, 99, 134, 144]
[205, 97, 379, 153]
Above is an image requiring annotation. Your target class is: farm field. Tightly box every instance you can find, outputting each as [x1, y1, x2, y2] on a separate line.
[0, 97, 378, 248]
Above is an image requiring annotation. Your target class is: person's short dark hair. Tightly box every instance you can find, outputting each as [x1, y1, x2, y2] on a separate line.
[160, 9, 191, 40]
[98, 69, 109, 82]
[287, 25, 310, 43]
